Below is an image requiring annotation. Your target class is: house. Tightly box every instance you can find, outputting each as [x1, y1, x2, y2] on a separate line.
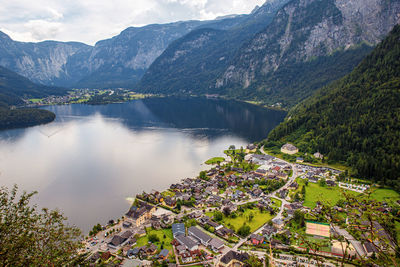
[123, 221, 132, 228]
[281, 143, 299, 155]
[271, 166, 281, 173]
[158, 249, 170, 260]
[250, 234, 264, 246]
[108, 231, 133, 249]
[255, 168, 267, 176]
[172, 223, 186, 238]
[314, 152, 324, 159]
[278, 189, 288, 199]
[326, 180, 336, 187]
[179, 250, 193, 263]
[146, 244, 158, 255]
[248, 154, 274, 165]
[215, 226, 234, 238]
[163, 197, 177, 208]
[127, 248, 140, 259]
[89, 252, 101, 262]
[262, 225, 277, 237]
[232, 167, 244, 173]
[288, 182, 298, 190]
[247, 144, 256, 151]
[277, 172, 288, 180]
[272, 218, 284, 230]
[309, 177, 319, 183]
[152, 220, 161, 230]
[209, 237, 224, 251]
[296, 157, 304, 163]
[125, 202, 156, 227]
[251, 188, 263, 198]
[175, 235, 199, 252]
[363, 242, 378, 257]
[218, 251, 250, 267]
[188, 226, 211, 246]
[101, 251, 112, 261]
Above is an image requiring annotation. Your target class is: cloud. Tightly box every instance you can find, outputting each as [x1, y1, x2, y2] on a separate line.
[0, 0, 266, 45]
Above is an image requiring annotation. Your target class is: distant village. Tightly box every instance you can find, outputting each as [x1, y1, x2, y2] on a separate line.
[23, 88, 143, 106]
[82, 143, 398, 267]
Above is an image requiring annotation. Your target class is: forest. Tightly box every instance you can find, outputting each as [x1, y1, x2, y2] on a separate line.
[0, 107, 55, 130]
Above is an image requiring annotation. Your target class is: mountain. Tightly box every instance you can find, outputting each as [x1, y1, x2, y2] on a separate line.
[74, 21, 212, 89]
[0, 66, 66, 106]
[267, 24, 400, 189]
[0, 32, 91, 87]
[215, 0, 400, 108]
[138, 0, 291, 94]
[0, 15, 258, 89]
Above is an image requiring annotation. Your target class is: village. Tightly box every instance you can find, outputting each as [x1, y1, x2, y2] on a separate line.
[82, 143, 399, 267]
[24, 88, 148, 106]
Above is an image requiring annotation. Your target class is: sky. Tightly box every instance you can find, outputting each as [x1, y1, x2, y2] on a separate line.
[0, 0, 267, 45]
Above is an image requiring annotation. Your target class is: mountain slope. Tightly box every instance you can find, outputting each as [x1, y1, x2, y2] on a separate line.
[267, 24, 400, 188]
[138, 0, 291, 94]
[216, 0, 400, 107]
[0, 66, 58, 129]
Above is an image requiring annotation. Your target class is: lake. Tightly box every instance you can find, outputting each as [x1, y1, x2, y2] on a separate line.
[0, 97, 286, 233]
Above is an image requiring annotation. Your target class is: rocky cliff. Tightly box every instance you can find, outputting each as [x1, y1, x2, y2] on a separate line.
[216, 0, 400, 107]
[0, 32, 90, 86]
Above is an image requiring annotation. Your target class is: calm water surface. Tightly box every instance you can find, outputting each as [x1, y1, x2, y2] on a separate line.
[0, 97, 285, 232]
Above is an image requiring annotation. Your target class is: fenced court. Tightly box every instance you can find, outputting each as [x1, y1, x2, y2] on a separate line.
[306, 221, 330, 238]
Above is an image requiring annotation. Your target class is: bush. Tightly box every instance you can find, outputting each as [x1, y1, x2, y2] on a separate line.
[148, 234, 160, 243]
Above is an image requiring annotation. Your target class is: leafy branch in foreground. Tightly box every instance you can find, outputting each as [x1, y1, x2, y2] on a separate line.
[0, 185, 83, 266]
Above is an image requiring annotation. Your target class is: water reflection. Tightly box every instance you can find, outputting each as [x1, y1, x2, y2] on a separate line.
[0, 98, 285, 232]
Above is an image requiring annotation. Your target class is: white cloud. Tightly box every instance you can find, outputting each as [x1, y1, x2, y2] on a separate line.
[0, 0, 266, 45]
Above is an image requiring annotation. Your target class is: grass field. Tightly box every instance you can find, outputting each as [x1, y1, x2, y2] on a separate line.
[301, 180, 359, 208]
[370, 188, 400, 203]
[205, 157, 225, 165]
[207, 208, 273, 233]
[301, 179, 399, 208]
[28, 98, 43, 103]
[134, 228, 173, 252]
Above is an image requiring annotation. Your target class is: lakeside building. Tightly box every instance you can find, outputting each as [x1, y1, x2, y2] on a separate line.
[125, 201, 156, 227]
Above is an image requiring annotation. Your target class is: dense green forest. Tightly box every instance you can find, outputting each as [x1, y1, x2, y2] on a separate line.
[0, 107, 55, 130]
[267, 25, 400, 190]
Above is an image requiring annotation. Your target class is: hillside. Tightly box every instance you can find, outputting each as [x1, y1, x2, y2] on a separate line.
[216, 0, 400, 107]
[267, 24, 400, 189]
[0, 66, 67, 106]
[0, 66, 59, 129]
